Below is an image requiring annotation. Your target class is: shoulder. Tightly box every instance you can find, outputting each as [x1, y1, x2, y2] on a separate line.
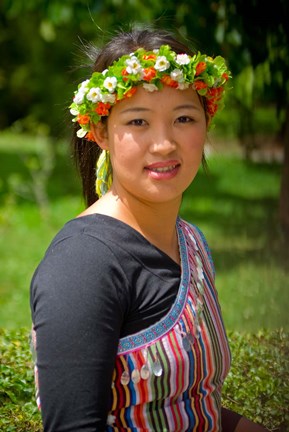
[39, 214, 131, 271]
[30, 215, 132, 312]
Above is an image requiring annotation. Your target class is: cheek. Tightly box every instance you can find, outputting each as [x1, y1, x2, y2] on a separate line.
[112, 132, 143, 159]
[187, 129, 206, 153]
[110, 135, 138, 169]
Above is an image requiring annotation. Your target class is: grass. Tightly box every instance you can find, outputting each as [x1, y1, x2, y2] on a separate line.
[0, 130, 288, 331]
[181, 150, 288, 331]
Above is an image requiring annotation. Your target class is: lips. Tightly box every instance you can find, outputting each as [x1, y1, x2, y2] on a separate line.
[145, 160, 180, 179]
[149, 165, 178, 173]
[145, 160, 180, 171]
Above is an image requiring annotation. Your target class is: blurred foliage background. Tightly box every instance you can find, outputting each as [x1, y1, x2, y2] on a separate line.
[0, 1, 289, 430]
[1, 0, 288, 144]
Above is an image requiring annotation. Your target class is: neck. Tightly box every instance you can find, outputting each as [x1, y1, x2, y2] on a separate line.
[88, 191, 182, 264]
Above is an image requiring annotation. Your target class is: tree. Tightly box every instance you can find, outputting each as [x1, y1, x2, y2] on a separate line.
[214, 0, 289, 238]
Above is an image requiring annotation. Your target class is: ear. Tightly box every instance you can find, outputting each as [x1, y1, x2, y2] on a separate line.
[90, 122, 109, 150]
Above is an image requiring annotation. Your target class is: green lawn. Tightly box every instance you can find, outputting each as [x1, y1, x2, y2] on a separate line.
[0, 131, 288, 331]
[181, 152, 288, 331]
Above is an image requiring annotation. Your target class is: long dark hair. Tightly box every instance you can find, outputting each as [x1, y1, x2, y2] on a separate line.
[71, 27, 200, 207]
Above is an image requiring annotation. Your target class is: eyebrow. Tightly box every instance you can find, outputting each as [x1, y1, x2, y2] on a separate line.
[173, 104, 201, 111]
[120, 104, 201, 114]
[120, 107, 151, 114]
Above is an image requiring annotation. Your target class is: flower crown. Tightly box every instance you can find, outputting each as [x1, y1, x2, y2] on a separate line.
[70, 44, 231, 141]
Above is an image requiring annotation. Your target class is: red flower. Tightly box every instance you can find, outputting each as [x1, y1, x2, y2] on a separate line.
[222, 72, 229, 81]
[77, 114, 90, 125]
[194, 81, 207, 90]
[161, 75, 178, 88]
[206, 101, 218, 117]
[124, 87, 137, 98]
[207, 87, 224, 101]
[143, 67, 157, 81]
[95, 102, 111, 116]
[195, 62, 207, 76]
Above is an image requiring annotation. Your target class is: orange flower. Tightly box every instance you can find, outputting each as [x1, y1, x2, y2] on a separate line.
[195, 62, 207, 76]
[77, 114, 90, 125]
[124, 87, 137, 98]
[95, 102, 111, 116]
[143, 54, 156, 60]
[222, 72, 229, 81]
[194, 81, 207, 90]
[143, 67, 157, 81]
[161, 75, 178, 88]
[85, 131, 95, 141]
[121, 69, 129, 82]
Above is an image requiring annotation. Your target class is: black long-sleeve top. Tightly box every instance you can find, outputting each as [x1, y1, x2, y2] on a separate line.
[30, 214, 241, 431]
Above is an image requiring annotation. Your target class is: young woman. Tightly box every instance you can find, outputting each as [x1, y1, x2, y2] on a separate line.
[30, 27, 268, 431]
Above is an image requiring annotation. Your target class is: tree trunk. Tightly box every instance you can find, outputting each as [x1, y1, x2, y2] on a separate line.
[279, 104, 289, 239]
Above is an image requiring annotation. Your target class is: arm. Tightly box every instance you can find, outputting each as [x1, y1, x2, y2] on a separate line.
[234, 417, 269, 432]
[222, 407, 269, 432]
[30, 234, 129, 431]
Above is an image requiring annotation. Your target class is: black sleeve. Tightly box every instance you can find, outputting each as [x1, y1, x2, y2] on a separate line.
[221, 407, 242, 431]
[30, 233, 130, 432]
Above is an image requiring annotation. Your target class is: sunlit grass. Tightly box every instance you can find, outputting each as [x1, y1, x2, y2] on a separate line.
[181, 153, 288, 331]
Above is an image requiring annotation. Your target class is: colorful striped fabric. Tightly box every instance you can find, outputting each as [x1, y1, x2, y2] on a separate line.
[106, 219, 231, 431]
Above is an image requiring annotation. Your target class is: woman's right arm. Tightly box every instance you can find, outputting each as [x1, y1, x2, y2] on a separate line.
[30, 233, 129, 431]
[222, 407, 269, 432]
[234, 417, 269, 431]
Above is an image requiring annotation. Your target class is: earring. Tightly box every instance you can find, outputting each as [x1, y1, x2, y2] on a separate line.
[95, 150, 112, 197]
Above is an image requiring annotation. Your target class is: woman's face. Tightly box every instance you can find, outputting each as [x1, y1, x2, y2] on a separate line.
[98, 85, 207, 206]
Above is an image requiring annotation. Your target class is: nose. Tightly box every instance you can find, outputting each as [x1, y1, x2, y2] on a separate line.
[149, 125, 176, 155]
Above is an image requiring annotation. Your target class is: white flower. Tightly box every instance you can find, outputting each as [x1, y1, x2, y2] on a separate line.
[79, 79, 90, 90]
[102, 69, 109, 76]
[155, 56, 170, 71]
[70, 107, 79, 116]
[76, 128, 87, 138]
[73, 79, 90, 104]
[125, 56, 142, 74]
[143, 83, 158, 92]
[87, 87, 103, 103]
[103, 76, 117, 93]
[102, 93, 116, 104]
[177, 82, 189, 90]
[73, 91, 85, 105]
[170, 68, 184, 82]
[176, 54, 190, 65]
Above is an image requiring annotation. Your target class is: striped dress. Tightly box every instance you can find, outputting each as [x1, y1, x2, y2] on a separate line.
[106, 219, 231, 431]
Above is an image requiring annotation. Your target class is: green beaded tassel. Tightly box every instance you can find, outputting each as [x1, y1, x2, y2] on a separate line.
[95, 150, 112, 198]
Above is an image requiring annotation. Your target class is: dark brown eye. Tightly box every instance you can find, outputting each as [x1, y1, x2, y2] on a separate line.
[177, 116, 193, 123]
[128, 119, 147, 126]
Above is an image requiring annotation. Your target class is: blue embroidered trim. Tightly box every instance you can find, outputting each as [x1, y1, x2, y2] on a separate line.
[193, 225, 215, 278]
[117, 218, 191, 355]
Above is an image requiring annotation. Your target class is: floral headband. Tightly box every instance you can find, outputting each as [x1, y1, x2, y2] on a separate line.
[70, 44, 231, 141]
